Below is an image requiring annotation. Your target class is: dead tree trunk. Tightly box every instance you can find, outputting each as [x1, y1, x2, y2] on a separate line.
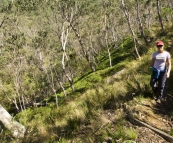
[0, 104, 25, 138]
[61, 22, 75, 91]
[104, 13, 112, 67]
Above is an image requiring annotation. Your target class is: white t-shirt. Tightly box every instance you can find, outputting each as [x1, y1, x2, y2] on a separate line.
[152, 51, 171, 71]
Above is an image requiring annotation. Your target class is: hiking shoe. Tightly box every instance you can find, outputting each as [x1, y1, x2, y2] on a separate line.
[155, 96, 163, 103]
[155, 98, 161, 104]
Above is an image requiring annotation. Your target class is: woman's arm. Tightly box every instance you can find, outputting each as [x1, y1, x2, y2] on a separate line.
[166, 58, 171, 78]
[150, 58, 155, 67]
[149, 58, 155, 74]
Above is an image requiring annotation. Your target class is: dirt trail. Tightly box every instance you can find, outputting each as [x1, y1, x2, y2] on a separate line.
[101, 81, 173, 143]
[128, 97, 173, 143]
[126, 80, 173, 143]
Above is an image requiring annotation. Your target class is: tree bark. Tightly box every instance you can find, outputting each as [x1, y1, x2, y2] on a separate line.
[104, 14, 112, 67]
[0, 104, 25, 138]
[136, 0, 148, 44]
[61, 23, 75, 92]
[121, 0, 141, 59]
[65, 17, 96, 72]
[55, 70, 67, 97]
[156, 0, 164, 30]
[147, 7, 151, 31]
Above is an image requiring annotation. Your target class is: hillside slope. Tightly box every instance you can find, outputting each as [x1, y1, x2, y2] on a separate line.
[1, 27, 173, 143]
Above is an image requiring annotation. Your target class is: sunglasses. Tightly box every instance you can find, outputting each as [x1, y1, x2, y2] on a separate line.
[157, 45, 163, 48]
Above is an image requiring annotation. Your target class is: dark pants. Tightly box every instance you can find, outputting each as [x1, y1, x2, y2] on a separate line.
[150, 71, 167, 99]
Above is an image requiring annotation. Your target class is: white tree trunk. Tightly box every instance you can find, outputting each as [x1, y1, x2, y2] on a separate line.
[121, 0, 141, 59]
[0, 104, 25, 138]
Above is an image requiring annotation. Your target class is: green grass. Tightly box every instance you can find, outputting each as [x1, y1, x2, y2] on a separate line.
[15, 46, 150, 142]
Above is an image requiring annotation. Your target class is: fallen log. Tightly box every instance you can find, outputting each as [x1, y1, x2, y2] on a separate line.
[127, 113, 173, 142]
[33, 102, 49, 107]
[0, 104, 25, 138]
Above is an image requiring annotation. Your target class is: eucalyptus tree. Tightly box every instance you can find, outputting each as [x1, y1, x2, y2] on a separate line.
[0, 17, 28, 111]
[3, 0, 173, 111]
[136, 0, 148, 44]
[53, 1, 75, 92]
[102, 1, 112, 67]
[145, 0, 165, 30]
[120, 0, 141, 59]
[59, 0, 97, 72]
[144, 0, 152, 31]
[0, 0, 56, 109]
[33, 0, 75, 96]
[156, 0, 164, 30]
[12, 0, 71, 101]
[0, 7, 26, 138]
[161, 0, 173, 26]
[100, 0, 121, 66]
[0, 12, 20, 109]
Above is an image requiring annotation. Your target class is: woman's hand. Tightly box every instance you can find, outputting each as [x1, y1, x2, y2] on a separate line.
[167, 72, 170, 78]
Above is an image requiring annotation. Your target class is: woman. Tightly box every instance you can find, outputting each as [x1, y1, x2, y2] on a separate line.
[150, 40, 171, 102]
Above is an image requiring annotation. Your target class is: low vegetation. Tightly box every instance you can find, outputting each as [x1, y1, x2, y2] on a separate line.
[0, 0, 173, 142]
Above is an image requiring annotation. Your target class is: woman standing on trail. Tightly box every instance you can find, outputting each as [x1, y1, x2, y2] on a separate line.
[149, 40, 171, 102]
